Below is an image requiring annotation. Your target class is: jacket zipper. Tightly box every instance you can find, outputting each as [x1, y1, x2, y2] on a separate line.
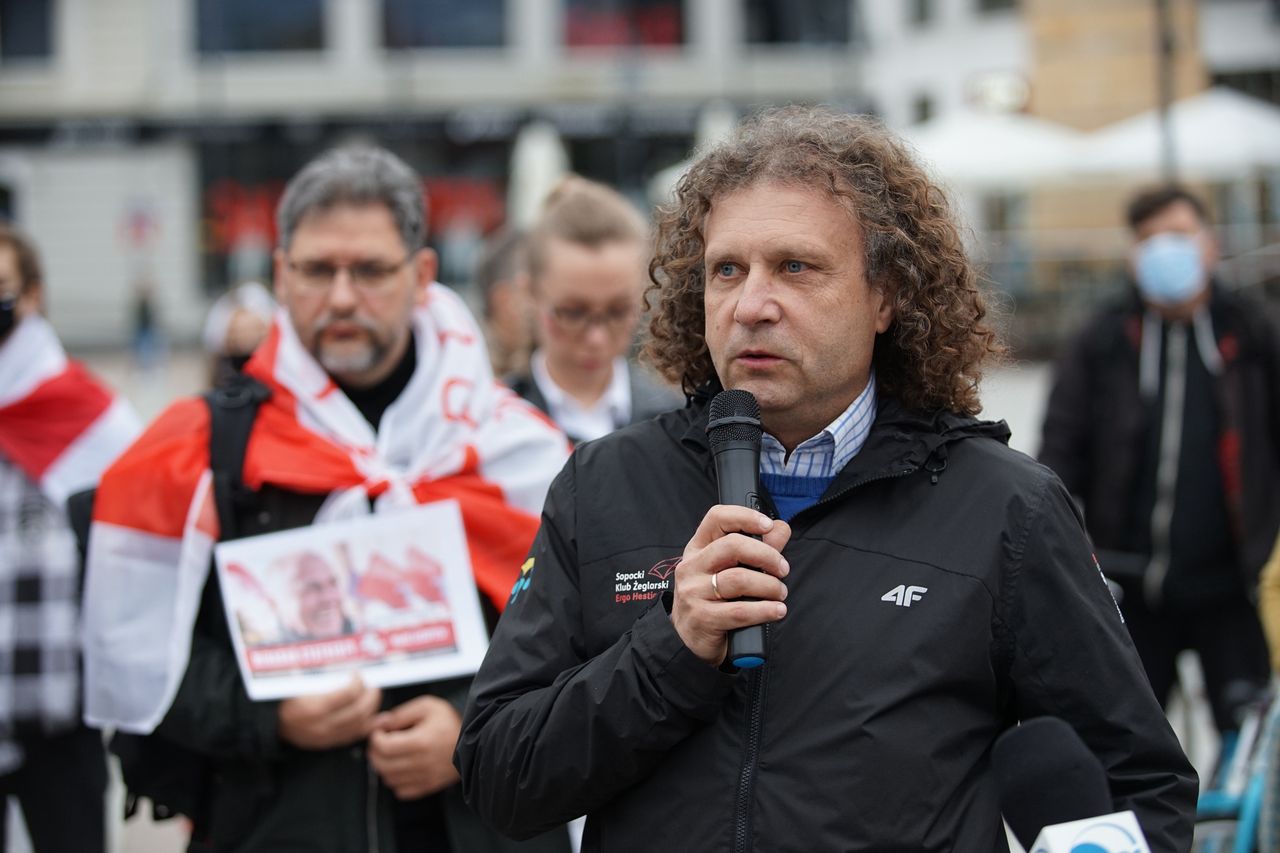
[366, 758, 381, 853]
[734, 652, 768, 853]
[730, 457, 928, 849]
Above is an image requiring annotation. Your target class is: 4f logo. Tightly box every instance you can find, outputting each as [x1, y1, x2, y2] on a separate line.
[882, 584, 927, 607]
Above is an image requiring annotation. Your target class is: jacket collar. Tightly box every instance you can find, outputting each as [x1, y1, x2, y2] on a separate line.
[680, 381, 1010, 491]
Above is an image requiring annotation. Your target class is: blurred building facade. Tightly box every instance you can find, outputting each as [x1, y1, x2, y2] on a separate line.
[0, 0, 1276, 348]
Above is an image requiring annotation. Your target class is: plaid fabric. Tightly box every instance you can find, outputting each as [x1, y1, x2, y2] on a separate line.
[760, 370, 878, 478]
[0, 455, 81, 774]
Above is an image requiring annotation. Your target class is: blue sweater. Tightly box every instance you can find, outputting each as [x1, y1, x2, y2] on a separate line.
[761, 471, 836, 522]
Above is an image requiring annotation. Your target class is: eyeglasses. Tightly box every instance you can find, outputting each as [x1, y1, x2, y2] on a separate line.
[546, 303, 638, 336]
[286, 256, 412, 292]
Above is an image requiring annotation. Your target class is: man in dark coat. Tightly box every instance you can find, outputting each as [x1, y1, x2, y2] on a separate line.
[457, 108, 1197, 852]
[1039, 185, 1280, 735]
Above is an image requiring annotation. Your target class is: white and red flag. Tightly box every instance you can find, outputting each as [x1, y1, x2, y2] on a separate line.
[82, 284, 569, 733]
[0, 315, 140, 505]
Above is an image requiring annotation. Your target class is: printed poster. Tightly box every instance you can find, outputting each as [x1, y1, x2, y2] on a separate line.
[213, 500, 489, 700]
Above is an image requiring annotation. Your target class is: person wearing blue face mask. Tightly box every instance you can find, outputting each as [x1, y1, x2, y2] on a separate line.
[1134, 230, 1212, 309]
[1039, 185, 1280, 741]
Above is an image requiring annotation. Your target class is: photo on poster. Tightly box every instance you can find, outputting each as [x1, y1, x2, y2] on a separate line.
[213, 500, 489, 700]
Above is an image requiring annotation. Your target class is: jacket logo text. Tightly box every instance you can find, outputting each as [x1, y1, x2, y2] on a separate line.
[882, 585, 927, 607]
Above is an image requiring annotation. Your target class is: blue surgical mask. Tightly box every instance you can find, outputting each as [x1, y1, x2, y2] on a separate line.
[1133, 233, 1206, 306]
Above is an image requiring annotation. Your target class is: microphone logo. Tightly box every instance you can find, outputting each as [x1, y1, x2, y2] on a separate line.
[1031, 820, 1144, 853]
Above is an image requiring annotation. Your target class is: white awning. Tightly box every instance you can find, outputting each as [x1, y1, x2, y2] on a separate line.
[1078, 87, 1280, 179]
[901, 110, 1084, 189]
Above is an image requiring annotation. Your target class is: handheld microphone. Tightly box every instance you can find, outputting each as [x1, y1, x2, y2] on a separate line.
[706, 389, 767, 669]
[993, 717, 1152, 853]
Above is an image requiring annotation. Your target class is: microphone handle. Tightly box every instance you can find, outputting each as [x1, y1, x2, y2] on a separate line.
[712, 442, 767, 669]
[728, 602, 767, 669]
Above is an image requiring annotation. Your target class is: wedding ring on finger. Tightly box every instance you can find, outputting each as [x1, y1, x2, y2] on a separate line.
[711, 571, 724, 600]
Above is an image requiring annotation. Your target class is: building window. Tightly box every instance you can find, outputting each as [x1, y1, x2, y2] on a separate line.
[975, 0, 1016, 11]
[743, 0, 850, 45]
[564, 0, 684, 49]
[0, 0, 52, 62]
[383, 0, 506, 49]
[197, 0, 324, 55]
[911, 93, 935, 124]
[908, 0, 933, 27]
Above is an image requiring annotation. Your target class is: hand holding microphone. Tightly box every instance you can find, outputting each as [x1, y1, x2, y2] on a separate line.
[671, 505, 790, 667]
[671, 390, 791, 668]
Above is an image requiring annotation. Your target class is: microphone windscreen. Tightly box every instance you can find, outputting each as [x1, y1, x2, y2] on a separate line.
[992, 717, 1114, 848]
[707, 389, 761, 450]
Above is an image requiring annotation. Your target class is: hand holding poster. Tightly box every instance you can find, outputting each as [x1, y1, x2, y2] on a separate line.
[214, 500, 490, 700]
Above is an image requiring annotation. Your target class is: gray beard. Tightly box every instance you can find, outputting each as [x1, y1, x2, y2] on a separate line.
[316, 339, 385, 375]
[310, 315, 387, 377]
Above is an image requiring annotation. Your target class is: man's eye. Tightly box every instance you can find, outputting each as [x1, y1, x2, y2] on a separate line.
[784, 260, 807, 274]
[303, 263, 336, 279]
[715, 263, 738, 278]
[351, 263, 387, 280]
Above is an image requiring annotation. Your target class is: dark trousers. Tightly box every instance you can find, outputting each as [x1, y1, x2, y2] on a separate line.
[0, 724, 107, 853]
[1121, 588, 1271, 733]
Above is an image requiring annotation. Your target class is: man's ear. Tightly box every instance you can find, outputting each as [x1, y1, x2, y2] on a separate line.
[874, 285, 896, 334]
[1200, 231, 1220, 272]
[413, 248, 438, 306]
[272, 248, 288, 302]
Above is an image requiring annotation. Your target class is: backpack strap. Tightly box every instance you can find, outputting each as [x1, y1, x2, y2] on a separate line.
[66, 486, 96, 575]
[202, 375, 270, 541]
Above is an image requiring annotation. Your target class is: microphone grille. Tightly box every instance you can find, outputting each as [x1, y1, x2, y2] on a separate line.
[707, 389, 762, 449]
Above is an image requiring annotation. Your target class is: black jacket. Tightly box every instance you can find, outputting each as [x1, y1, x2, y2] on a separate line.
[505, 362, 683, 444]
[457, 393, 1197, 852]
[155, 484, 571, 853]
[1039, 285, 1280, 594]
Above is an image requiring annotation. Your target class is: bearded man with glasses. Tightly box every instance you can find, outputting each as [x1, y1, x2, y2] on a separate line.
[506, 175, 681, 445]
[82, 146, 572, 853]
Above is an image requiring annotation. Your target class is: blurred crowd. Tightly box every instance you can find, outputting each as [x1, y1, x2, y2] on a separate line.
[1, 110, 1280, 851]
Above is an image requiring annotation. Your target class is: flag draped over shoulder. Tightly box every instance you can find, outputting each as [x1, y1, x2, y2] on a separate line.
[0, 315, 138, 774]
[0, 315, 140, 506]
[83, 284, 569, 733]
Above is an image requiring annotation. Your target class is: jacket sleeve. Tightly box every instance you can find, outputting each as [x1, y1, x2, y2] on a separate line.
[1037, 328, 1097, 503]
[1004, 469, 1198, 853]
[455, 458, 734, 839]
[153, 572, 282, 760]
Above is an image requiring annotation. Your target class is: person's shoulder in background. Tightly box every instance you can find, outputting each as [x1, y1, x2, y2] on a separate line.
[627, 362, 684, 425]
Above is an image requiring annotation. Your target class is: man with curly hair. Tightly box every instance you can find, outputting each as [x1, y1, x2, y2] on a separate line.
[457, 107, 1196, 851]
